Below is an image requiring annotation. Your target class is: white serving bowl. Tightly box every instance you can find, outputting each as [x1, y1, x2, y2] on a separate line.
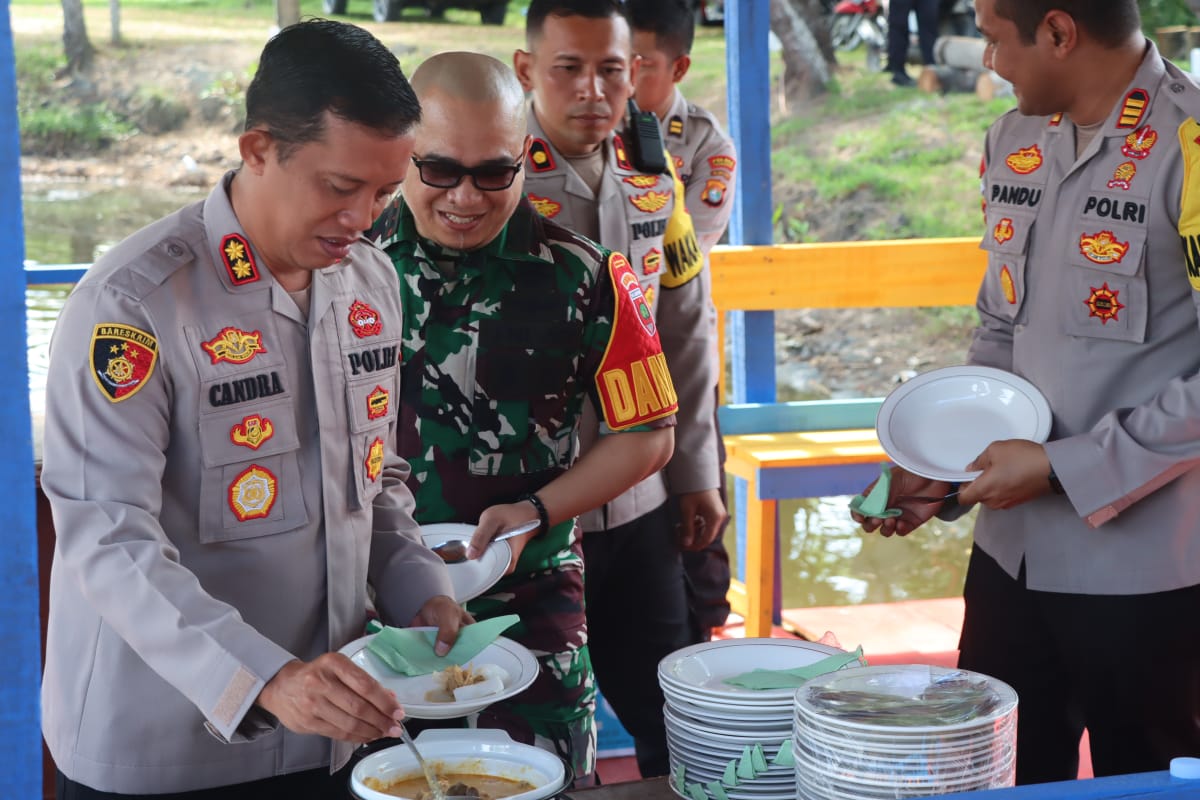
[350, 729, 568, 800]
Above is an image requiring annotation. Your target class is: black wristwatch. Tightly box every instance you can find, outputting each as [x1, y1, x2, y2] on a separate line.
[519, 492, 550, 534]
[1047, 467, 1065, 495]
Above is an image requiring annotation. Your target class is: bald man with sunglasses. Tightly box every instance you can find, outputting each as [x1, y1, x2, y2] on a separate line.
[369, 51, 676, 786]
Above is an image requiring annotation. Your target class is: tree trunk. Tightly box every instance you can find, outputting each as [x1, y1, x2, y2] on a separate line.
[109, 0, 121, 46]
[276, 0, 301, 28]
[770, 0, 833, 105]
[61, 0, 95, 74]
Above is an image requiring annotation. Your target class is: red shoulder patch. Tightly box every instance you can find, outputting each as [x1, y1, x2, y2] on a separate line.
[594, 253, 678, 431]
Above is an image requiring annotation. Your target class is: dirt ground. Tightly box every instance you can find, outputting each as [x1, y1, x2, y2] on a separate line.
[17, 29, 975, 399]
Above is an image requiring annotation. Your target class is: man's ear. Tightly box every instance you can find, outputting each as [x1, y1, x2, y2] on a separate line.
[513, 49, 535, 92]
[238, 128, 273, 175]
[672, 54, 691, 83]
[520, 133, 533, 161]
[628, 53, 641, 90]
[1042, 10, 1077, 54]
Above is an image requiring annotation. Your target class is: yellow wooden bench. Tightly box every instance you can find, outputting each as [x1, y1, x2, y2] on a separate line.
[711, 237, 987, 637]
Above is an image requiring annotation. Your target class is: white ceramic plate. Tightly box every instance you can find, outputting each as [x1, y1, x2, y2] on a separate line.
[351, 728, 566, 800]
[339, 629, 538, 719]
[876, 366, 1053, 482]
[659, 637, 855, 702]
[421, 523, 511, 603]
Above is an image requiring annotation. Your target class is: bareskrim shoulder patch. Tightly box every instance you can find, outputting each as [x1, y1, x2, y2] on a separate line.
[90, 323, 159, 403]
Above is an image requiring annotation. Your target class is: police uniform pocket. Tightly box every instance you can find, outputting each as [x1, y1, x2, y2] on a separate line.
[350, 427, 391, 510]
[197, 450, 307, 543]
[980, 209, 1036, 317]
[1062, 221, 1147, 343]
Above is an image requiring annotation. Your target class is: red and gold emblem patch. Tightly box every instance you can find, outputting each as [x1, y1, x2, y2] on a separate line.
[642, 248, 662, 276]
[1108, 161, 1137, 190]
[366, 385, 390, 420]
[668, 115, 684, 137]
[1117, 89, 1148, 129]
[90, 323, 159, 403]
[708, 155, 736, 173]
[624, 175, 660, 189]
[617, 258, 656, 338]
[528, 138, 555, 172]
[1048, 113, 1063, 127]
[220, 233, 260, 286]
[629, 190, 670, 213]
[999, 265, 1017, 305]
[1121, 126, 1157, 159]
[528, 194, 562, 218]
[348, 300, 383, 339]
[365, 437, 384, 482]
[702, 178, 727, 207]
[613, 134, 633, 171]
[1005, 145, 1043, 175]
[230, 414, 274, 450]
[673, 155, 685, 173]
[202, 327, 267, 365]
[1079, 230, 1130, 265]
[228, 464, 277, 521]
[993, 217, 1014, 245]
[1084, 282, 1125, 324]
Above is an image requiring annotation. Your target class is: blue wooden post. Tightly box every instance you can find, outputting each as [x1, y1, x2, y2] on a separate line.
[0, 3, 43, 796]
[725, 1, 781, 621]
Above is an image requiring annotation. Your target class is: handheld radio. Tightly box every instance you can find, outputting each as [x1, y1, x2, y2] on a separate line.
[626, 98, 668, 174]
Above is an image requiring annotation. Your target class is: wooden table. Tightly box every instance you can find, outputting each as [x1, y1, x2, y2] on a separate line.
[564, 771, 1197, 799]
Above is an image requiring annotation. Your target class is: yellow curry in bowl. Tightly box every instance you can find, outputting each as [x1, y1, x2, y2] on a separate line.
[363, 773, 536, 799]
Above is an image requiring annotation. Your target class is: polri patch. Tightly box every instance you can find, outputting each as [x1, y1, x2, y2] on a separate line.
[993, 217, 1014, 244]
[1005, 145, 1043, 174]
[528, 138, 556, 172]
[366, 385, 390, 420]
[228, 464, 277, 521]
[528, 194, 562, 218]
[1108, 161, 1136, 190]
[629, 190, 670, 213]
[702, 178, 727, 207]
[642, 247, 662, 275]
[624, 175, 660, 189]
[91, 323, 159, 403]
[348, 300, 383, 339]
[1079, 230, 1129, 265]
[220, 233, 260, 286]
[1121, 126, 1157, 159]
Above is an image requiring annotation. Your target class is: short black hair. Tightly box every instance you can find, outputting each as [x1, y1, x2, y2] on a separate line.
[627, 0, 694, 57]
[993, 0, 1140, 47]
[526, 0, 629, 41]
[244, 18, 421, 161]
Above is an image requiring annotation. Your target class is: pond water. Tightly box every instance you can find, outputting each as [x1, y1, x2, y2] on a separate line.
[22, 181, 976, 612]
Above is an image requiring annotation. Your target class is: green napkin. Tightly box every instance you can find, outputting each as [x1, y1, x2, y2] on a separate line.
[849, 463, 902, 519]
[722, 646, 865, 690]
[366, 614, 519, 676]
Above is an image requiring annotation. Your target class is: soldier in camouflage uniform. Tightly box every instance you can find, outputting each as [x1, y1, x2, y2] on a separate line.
[514, 0, 726, 778]
[371, 52, 677, 787]
[629, 0, 738, 643]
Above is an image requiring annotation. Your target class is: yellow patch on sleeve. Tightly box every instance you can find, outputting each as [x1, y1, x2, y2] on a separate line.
[1177, 119, 1200, 291]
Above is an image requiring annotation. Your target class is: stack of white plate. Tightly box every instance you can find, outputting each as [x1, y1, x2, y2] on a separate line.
[792, 664, 1018, 799]
[658, 638, 860, 800]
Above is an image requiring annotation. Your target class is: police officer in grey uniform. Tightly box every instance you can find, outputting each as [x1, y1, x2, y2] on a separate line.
[41, 21, 469, 798]
[855, 0, 1200, 784]
[515, 0, 725, 778]
[630, 0, 739, 643]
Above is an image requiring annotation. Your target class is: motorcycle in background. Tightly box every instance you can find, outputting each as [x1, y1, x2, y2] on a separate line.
[827, 0, 887, 71]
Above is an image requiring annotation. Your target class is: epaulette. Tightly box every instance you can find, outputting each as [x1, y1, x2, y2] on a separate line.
[1160, 61, 1200, 121]
[87, 207, 199, 301]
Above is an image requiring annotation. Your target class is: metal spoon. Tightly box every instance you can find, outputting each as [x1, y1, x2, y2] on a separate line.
[429, 519, 541, 564]
[396, 721, 446, 800]
[892, 490, 961, 505]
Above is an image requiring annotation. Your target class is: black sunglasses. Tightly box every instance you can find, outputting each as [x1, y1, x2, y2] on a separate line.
[410, 156, 524, 191]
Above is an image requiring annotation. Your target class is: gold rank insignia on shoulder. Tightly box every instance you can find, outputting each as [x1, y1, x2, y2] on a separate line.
[90, 323, 159, 403]
[228, 464, 277, 521]
[348, 300, 383, 339]
[220, 233, 260, 286]
[528, 138, 555, 172]
[1117, 89, 1148, 129]
[202, 327, 267, 365]
[668, 116, 684, 137]
[613, 134, 634, 171]
[365, 437, 385, 483]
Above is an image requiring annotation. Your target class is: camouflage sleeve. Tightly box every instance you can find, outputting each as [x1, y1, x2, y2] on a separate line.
[581, 251, 678, 435]
[682, 132, 737, 255]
